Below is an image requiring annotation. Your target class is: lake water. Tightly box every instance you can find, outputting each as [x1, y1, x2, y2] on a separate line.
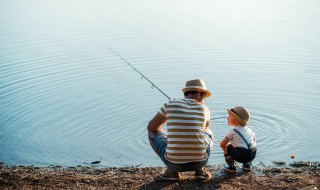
[1, 0, 319, 167]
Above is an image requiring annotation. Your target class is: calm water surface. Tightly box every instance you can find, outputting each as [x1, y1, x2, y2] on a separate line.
[0, 0, 320, 167]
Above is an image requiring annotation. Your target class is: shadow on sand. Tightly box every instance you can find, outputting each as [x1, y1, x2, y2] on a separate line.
[138, 168, 248, 190]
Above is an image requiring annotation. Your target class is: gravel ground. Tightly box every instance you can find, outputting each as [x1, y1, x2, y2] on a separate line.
[0, 162, 319, 189]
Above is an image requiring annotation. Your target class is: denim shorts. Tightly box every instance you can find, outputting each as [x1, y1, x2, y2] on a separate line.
[149, 129, 214, 172]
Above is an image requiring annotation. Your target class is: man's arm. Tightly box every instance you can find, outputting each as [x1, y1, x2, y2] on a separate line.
[147, 113, 166, 132]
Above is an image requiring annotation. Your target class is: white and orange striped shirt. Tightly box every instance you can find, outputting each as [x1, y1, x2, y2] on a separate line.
[158, 98, 210, 163]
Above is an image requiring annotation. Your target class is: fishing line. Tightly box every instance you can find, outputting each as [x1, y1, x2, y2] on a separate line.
[108, 47, 225, 121]
[108, 47, 171, 100]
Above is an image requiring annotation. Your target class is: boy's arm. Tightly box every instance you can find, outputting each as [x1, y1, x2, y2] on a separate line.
[205, 106, 210, 130]
[205, 120, 210, 130]
[147, 113, 167, 132]
[220, 136, 230, 148]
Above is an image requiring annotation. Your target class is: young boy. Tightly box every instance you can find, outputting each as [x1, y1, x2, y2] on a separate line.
[220, 106, 257, 172]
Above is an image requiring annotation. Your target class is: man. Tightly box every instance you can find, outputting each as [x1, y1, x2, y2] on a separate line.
[147, 79, 214, 180]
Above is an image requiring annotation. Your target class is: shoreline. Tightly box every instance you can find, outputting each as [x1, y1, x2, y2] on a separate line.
[0, 161, 319, 189]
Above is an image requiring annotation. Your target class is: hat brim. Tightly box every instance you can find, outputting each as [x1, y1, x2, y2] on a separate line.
[182, 88, 211, 97]
[227, 109, 247, 126]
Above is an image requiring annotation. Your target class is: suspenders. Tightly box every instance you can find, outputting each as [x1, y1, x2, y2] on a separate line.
[233, 129, 252, 149]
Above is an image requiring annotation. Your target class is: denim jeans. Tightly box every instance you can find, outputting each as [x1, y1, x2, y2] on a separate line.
[149, 129, 214, 172]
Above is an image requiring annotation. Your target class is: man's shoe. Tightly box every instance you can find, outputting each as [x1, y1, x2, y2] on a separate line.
[154, 168, 180, 181]
[224, 165, 236, 173]
[194, 167, 211, 180]
[242, 163, 252, 172]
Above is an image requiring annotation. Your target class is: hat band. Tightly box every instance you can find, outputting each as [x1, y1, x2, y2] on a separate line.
[184, 86, 207, 90]
[231, 109, 246, 125]
[230, 109, 240, 117]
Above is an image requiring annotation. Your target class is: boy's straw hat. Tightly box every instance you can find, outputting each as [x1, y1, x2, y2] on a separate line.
[227, 106, 250, 126]
[182, 79, 211, 97]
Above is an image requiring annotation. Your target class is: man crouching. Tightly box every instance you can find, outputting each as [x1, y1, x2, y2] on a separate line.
[147, 79, 214, 181]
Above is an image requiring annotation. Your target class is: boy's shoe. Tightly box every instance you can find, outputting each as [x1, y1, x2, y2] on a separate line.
[224, 165, 236, 173]
[225, 156, 235, 167]
[154, 168, 180, 181]
[224, 155, 236, 173]
[242, 163, 252, 172]
[194, 167, 211, 180]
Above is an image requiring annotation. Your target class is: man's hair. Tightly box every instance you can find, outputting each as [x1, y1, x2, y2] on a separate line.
[184, 91, 206, 97]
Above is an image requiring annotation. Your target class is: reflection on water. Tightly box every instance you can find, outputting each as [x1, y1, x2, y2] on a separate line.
[0, 0, 320, 167]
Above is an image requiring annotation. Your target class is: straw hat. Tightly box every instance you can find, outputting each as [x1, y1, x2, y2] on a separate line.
[182, 79, 211, 97]
[227, 106, 250, 126]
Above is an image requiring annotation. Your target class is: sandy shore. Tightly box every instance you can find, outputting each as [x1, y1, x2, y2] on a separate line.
[0, 162, 319, 189]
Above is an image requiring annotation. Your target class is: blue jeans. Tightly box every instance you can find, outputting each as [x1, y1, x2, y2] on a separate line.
[148, 129, 214, 172]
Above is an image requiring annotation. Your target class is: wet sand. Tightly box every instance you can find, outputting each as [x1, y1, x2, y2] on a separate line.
[0, 162, 319, 189]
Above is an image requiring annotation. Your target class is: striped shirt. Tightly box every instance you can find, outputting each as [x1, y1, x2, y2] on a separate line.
[158, 98, 210, 163]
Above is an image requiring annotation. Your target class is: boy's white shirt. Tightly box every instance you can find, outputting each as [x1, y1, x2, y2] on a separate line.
[226, 125, 256, 149]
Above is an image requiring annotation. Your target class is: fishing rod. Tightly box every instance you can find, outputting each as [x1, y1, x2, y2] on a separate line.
[108, 47, 226, 121]
[108, 48, 171, 100]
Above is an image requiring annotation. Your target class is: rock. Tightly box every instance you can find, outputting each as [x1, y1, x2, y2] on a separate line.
[290, 161, 311, 167]
[273, 161, 286, 165]
[263, 168, 283, 173]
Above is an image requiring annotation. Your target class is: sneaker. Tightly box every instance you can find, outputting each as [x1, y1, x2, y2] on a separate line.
[224, 156, 236, 173]
[194, 167, 211, 180]
[224, 165, 236, 173]
[154, 168, 180, 181]
[225, 156, 235, 167]
[242, 163, 252, 172]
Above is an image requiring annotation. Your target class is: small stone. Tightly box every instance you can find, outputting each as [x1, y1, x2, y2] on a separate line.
[91, 161, 101, 164]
